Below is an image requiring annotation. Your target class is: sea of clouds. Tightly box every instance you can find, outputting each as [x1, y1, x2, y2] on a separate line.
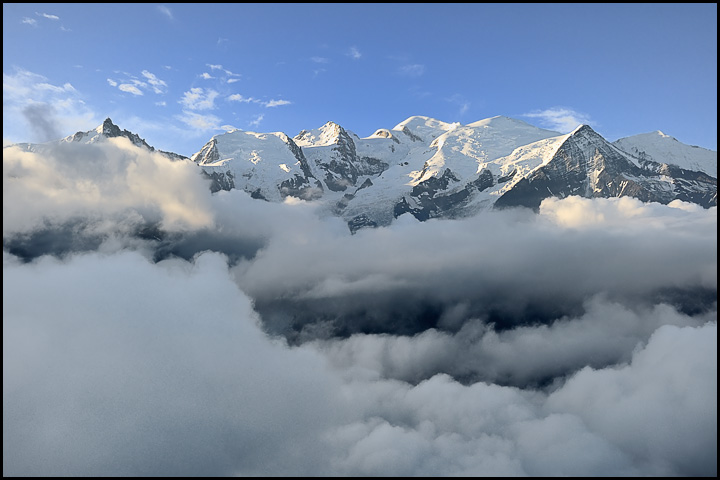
[3, 138, 717, 476]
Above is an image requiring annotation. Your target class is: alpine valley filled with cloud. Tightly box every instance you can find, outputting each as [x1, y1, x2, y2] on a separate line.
[3, 113, 717, 476]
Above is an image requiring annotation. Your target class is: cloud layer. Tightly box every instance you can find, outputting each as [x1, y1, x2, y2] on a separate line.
[2, 138, 717, 476]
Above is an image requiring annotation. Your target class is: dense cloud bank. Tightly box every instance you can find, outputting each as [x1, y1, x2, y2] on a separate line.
[3, 139, 717, 476]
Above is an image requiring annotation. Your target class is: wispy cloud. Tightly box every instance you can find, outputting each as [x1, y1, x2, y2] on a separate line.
[228, 94, 258, 104]
[311, 56, 330, 64]
[446, 94, 470, 116]
[398, 64, 425, 77]
[141, 70, 168, 94]
[180, 87, 219, 111]
[21, 17, 37, 26]
[177, 111, 222, 131]
[157, 5, 174, 20]
[36, 12, 60, 20]
[119, 84, 144, 96]
[203, 64, 241, 83]
[522, 107, 594, 133]
[3, 67, 98, 143]
[347, 46, 362, 60]
[264, 99, 291, 108]
[228, 94, 291, 108]
[249, 114, 265, 129]
[107, 71, 166, 96]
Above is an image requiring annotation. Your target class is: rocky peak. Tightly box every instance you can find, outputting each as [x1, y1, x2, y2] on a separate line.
[101, 118, 122, 137]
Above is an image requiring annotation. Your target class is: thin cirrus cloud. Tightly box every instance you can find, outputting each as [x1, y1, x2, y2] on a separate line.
[157, 5, 174, 20]
[348, 46, 362, 59]
[141, 70, 168, 94]
[264, 99, 291, 108]
[118, 84, 143, 96]
[522, 107, 594, 133]
[446, 94, 470, 116]
[398, 63, 426, 77]
[249, 113, 265, 128]
[176, 110, 222, 132]
[179, 87, 219, 111]
[36, 12, 60, 20]
[204, 64, 241, 83]
[107, 70, 168, 96]
[228, 94, 292, 108]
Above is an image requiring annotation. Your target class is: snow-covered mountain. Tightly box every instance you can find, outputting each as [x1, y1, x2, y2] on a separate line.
[10, 117, 188, 162]
[8, 116, 716, 232]
[189, 115, 717, 231]
[613, 131, 717, 178]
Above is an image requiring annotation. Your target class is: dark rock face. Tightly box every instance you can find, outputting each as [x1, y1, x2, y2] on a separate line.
[203, 170, 235, 193]
[348, 214, 378, 234]
[304, 123, 390, 195]
[192, 138, 220, 166]
[473, 169, 495, 192]
[495, 125, 717, 211]
[394, 169, 473, 221]
[100, 118, 154, 151]
[280, 174, 322, 200]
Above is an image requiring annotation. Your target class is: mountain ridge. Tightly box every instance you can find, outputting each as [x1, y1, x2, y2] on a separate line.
[6, 115, 716, 232]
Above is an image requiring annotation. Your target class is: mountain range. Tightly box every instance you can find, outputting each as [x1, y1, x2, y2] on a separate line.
[10, 116, 717, 232]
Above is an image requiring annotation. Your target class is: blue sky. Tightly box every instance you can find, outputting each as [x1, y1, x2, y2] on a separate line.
[3, 3, 717, 156]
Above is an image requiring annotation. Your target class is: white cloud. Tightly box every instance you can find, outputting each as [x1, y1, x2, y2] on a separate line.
[348, 46, 362, 59]
[157, 5, 173, 20]
[249, 114, 265, 129]
[3, 68, 98, 143]
[2, 138, 215, 234]
[106, 78, 118, 87]
[179, 87, 219, 111]
[446, 94, 470, 116]
[22, 17, 37, 26]
[1, 137, 716, 478]
[141, 70, 168, 94]
[264, 99, 291, 108]
[311, 56, 330, 64]
[228, 94, 258, 104]
[227, 78, 241, 84]
[177, 111, 222, 131]
[37, 12, 60, 20]
[227, 95, 291, 108]
[200, 72, 214, 80]
[207, 64, 223, 70]
[522, 107, 593, 133]
[118, 84, 144, 96]
[398, 64, 425, 77]
[35, 82, 76, 93]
